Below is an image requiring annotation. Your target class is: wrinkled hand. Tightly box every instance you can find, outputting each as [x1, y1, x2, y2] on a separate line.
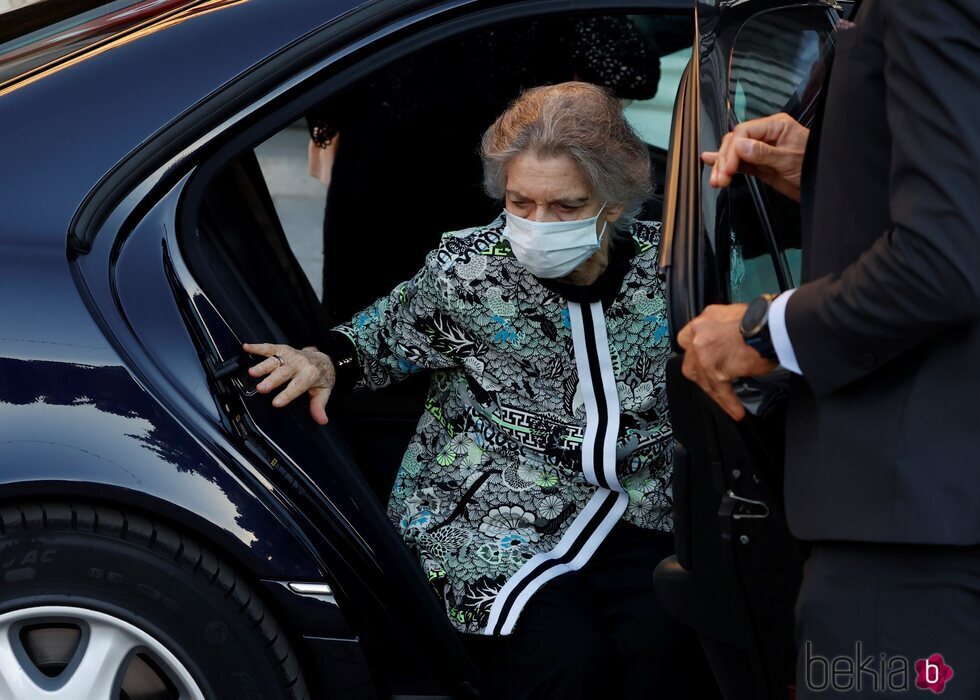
[677, 305, 777, 421]
[242, 342, 336, 425]
[701, 112, 809, 202]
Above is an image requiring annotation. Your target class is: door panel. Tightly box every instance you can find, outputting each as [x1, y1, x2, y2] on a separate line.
[173, 156, 486, 697]
[658, 2, 840, 698]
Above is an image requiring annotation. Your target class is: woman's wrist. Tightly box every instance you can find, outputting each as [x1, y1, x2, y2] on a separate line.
[312, 331, 359, 395]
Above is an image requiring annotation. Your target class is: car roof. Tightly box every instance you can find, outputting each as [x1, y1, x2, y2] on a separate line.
[0, 0, 363, 245]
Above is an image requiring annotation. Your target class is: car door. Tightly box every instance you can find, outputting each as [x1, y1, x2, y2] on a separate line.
[655, 1, 840, 699]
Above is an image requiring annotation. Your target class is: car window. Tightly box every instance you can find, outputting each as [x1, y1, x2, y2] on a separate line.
[728, 6, 835, 124]
[720, 6, 834, 299]
[722, 176, 802, 303]
[724, 177, 780, 303]
[254, 121, 327, 300]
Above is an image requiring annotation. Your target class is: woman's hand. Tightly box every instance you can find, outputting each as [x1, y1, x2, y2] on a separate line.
[242, 342, 336, 425]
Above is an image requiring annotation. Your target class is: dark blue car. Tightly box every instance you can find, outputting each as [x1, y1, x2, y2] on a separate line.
[0, 0, 844, 697]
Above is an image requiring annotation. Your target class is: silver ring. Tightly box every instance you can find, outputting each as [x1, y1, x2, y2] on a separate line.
[272, 354, 284, 367]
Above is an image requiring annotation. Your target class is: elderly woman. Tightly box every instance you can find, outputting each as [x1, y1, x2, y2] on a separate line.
[246, 82, 688, 699]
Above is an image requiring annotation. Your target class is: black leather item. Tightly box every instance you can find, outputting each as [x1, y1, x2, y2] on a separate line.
[783, 0, 980, 545]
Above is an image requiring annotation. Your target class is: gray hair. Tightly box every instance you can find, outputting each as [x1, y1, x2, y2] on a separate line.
[480, 81, 653, 222]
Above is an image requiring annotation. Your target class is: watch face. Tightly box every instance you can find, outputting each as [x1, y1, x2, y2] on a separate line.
[741, 296, 770, 336]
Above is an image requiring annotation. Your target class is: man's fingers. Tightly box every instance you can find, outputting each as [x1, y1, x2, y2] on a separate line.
[706, 380, 746, 422]
[730, 113, 794, 147]
[681, 354, 745, 421]
[735, 137, 787, 167]
[701, 151, 719, 165]
[712, 132, 737, 186]
[680, 348, 698, 383]
[710, 113, 801, 187]
[677, 321, 694, 350]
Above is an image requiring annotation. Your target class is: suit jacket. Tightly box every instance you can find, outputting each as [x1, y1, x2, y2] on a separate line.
[784, 0, 980, 544]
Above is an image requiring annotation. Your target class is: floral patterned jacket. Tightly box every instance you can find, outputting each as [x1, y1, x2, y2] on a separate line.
[333, 214, 673, 635]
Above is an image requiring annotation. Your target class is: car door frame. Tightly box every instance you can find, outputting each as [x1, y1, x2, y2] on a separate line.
[657, 1, 840, 698]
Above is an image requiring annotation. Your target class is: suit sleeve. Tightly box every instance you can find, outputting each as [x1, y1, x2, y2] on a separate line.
[785, 0, 980, 395]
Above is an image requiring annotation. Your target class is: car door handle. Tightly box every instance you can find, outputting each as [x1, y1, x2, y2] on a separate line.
[720, 490, 770, 520]
[212, 352, 257, 380]
[211, 353, 261, 396]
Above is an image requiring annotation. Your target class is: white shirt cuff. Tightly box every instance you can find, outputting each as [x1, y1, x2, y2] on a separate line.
[769, 289, 802, 375]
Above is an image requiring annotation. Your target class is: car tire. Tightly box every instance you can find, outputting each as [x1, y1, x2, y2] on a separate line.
[0, 502, 310, 700]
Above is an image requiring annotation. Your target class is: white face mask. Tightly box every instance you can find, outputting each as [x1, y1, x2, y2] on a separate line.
[502, 205, 608, 279]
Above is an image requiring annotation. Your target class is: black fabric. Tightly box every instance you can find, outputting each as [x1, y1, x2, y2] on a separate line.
[782, 0, 980, 545]
[461, 523, 719, 700]
[795, 541, 980, 699]
[487, 491, 621, 636]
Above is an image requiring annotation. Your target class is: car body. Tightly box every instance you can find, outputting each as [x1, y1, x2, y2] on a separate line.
[0, 0, 842, 697]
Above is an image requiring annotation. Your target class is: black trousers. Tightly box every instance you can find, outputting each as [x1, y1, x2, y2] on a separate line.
[795, 541, 980, 699]
[461, 522, 718, 700]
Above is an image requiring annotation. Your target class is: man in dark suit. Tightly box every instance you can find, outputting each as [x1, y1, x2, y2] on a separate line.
[678, 0, 979, 696]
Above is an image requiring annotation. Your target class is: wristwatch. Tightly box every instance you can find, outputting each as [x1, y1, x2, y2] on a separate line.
[740, 293, 778, 360]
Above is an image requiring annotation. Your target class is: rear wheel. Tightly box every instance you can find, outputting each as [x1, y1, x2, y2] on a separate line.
[0, 503, 309, 700]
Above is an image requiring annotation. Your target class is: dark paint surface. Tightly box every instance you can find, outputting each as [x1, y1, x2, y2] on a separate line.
[0, 355, 323, 582]
[0, 0, 362, 244]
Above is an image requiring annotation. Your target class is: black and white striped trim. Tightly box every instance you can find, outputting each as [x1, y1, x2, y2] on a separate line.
[484, 301, 628, 635]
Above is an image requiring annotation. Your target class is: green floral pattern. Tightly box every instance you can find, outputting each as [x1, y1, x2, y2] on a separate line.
[335, 215, 673, 634]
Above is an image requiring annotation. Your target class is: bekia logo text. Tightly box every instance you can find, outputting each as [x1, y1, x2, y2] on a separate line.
[804, 642, 954, 694]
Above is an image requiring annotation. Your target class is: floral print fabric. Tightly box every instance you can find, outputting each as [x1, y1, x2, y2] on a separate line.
[334, 214, 673, 634]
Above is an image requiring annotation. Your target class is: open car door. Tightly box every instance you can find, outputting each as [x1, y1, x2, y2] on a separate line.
[655, 1, 840, 698]
[124, 152, 488, 699]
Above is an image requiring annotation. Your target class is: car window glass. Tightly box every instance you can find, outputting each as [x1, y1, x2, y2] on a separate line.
[728, 7, 835, 123]
[722, 176, 778, 303]
[720, 6, 833, 296]
[764, 181, 802, 287]
[721, 175, 802, 303]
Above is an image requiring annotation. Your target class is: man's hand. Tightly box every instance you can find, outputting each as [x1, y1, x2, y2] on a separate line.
[677, 305, 778, 421]
[701, 112, 809, 202]
[243, 342, 336, 425]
